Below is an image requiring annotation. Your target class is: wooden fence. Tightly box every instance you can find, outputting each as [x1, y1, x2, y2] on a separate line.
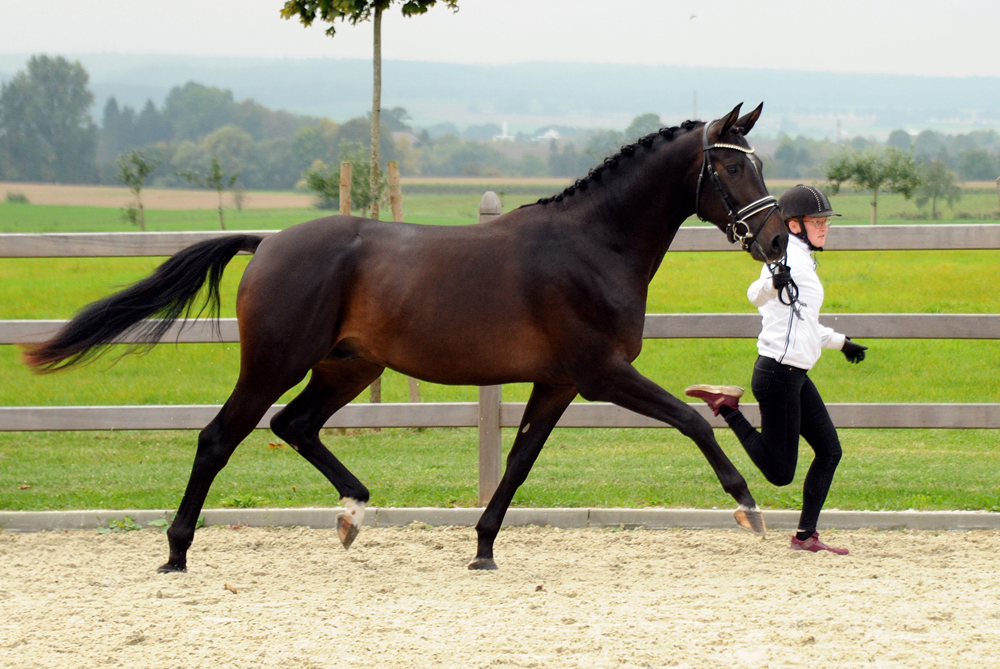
[2, 198, 999, 503]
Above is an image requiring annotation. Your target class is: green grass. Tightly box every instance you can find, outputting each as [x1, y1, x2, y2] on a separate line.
[816, 190, 1000, 223]
[3, 250, 998, 319]
[3, 427, 999, 512]
[0, 192, 553, 233]
[0, 189, 998, 233]
[1, 193, 999, 512]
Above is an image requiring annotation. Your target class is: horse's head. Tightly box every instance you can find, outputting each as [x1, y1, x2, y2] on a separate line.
[693, 103, 787, 263]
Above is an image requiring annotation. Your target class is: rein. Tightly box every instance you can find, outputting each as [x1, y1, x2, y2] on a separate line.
[694, 122, 779, 254]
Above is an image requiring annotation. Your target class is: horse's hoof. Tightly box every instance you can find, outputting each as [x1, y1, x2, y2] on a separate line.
[337, 513, 360, 550]
[733, 505, 767, 536]
[156, 562, 187, 573]
[467, 557, 498, 571]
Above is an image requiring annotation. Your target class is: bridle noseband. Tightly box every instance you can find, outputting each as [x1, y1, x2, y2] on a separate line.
[694, 122, 779, 253]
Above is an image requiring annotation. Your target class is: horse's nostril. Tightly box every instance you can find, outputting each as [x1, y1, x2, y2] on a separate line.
[771, 236, 784, 257]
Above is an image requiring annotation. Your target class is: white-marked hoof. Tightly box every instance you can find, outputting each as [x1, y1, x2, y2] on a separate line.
[467, 557, 498, 571]
[734, 505, 767, 536]
[336, 513, 360, 550]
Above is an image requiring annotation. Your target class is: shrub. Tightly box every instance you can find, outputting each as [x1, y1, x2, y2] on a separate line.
[5, 192, 29, 204]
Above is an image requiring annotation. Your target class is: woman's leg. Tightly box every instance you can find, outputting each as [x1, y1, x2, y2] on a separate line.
[795, 376, 843, 535]
[720, 356, 806, 486]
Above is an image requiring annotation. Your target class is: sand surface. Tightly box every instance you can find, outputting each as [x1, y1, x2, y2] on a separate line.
[1, 525, 998, 668]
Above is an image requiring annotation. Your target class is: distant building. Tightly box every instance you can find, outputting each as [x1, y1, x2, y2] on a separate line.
[533, 128, 560, 142]
[492, 121, 515, 142]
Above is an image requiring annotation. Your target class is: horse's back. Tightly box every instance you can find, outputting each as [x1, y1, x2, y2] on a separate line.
[236, 214, 569, 385]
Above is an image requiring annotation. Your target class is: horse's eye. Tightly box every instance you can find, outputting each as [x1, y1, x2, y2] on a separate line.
[725, 165, 739, 175]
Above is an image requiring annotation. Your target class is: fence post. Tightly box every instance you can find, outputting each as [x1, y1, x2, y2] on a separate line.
[339, 162, 352, 215]
[387, 161, 421, 403]
[477, 191, 504, 504]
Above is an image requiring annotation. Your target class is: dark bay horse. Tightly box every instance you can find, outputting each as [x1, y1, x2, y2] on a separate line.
[25, 103, 787, 571]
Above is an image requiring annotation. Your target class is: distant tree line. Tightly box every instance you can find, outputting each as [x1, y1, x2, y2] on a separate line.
[767, 129, 1000, 182]
[2, 55, 999, 192]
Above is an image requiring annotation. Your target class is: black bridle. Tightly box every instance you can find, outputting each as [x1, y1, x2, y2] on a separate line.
[695, 121, 804, 317]
[694, 121, 779, 254]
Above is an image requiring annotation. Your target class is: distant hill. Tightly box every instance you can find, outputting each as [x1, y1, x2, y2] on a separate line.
[2, 53, 999, 138]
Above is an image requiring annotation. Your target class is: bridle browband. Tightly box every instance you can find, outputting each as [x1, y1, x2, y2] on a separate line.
[694, 121, 780, 253]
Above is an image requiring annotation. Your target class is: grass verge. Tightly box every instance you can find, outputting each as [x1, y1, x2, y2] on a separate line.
[2, 427, 999, 512]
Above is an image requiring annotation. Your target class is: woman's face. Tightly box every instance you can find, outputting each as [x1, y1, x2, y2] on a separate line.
[789, 216, 830, 248]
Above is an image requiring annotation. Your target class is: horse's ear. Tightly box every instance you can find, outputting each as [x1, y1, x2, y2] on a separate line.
[710, 103, 742, 141]
[735, 102, 764, 136]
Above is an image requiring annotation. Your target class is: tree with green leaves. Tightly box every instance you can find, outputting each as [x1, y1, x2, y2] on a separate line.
[176, 156, 240, 230]
[624, 113, 663, 142]
[915, 159, 961, 220]
[886, 129, 912, 150]
[0, 55, 97, 182]
[303, 142, 384, 211]
[825, 147, 922, 225]
[117, 149, 160, 231]
[281, 0, 459, 221]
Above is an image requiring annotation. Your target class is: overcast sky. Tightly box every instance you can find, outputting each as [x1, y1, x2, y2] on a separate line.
[1, 0, 998, 78]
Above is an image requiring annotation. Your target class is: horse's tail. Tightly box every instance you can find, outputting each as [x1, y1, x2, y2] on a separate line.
[23, 234, 264, 373]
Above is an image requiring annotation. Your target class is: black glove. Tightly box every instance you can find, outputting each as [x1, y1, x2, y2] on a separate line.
[771, 266, 793, 293]
[842, 337, 867, 364]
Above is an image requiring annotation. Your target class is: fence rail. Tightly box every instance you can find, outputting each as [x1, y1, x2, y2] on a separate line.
[3, 223, 1000, 258]
[3, 219, 999, 503]
[2, 402, 998, 432]
[4, 313, 1000, 345]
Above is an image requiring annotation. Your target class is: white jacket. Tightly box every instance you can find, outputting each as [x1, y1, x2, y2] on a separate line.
[748, 235, 846, 370]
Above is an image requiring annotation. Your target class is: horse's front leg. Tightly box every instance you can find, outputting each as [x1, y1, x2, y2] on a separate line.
[469, 383, 578, 570]
[574, 359, 766, 535]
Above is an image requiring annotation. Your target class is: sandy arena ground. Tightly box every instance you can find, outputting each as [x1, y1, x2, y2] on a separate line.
[1, 525, 998, 668]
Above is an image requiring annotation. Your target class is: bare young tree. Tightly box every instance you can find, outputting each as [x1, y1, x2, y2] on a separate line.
[117, 149, 160, 231]
[176, 156, 240, 230]
[916, 159, 961, 219]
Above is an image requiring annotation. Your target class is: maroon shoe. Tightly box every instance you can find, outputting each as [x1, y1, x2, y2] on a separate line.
[790, 532, 849, 555]
[684, 384, 744, 416]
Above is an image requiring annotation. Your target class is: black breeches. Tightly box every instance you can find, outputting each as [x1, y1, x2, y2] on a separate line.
[722, 355, 843, 534]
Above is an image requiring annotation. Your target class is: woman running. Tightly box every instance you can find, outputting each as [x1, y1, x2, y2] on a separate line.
[686, 184, 867, 555]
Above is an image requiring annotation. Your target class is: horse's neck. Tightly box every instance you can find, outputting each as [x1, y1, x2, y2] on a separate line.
[583, 145, 697, 280]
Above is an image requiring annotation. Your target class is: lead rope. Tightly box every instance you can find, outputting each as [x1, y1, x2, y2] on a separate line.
[767, 259, 806, 321]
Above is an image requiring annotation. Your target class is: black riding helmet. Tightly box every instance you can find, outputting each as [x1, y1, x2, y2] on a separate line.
[778, 184, 840, 251]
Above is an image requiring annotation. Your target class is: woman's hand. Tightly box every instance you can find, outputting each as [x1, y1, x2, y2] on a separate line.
[842, 337, 867, 363]
[771, 266, 793, 293]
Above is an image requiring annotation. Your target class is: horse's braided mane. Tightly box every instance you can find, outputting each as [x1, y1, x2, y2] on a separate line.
[528, 119, 703, 207]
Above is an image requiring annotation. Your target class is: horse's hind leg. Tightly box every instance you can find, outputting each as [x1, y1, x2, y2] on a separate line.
[269, 357, 385, 549]
[575, 359, 765, 535]
[160, 377, 291, 573]
[470, 383, 578, 570]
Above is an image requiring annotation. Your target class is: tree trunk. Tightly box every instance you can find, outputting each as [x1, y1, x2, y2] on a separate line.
[217, 189, 226, 230]
[138, 200, 145, 232]
[368, 5, 383, 409]
[870, 188, 878, 226]
[370, 6, 382, 223]
[932, 195, 938, 220]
